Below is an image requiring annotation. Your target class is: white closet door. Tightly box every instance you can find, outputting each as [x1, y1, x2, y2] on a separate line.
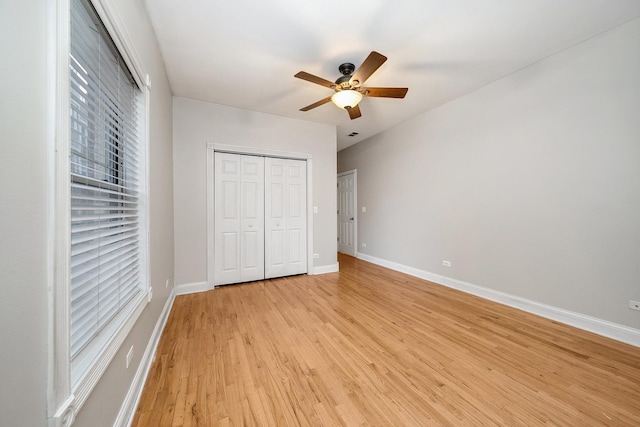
[265, 157, 307, 279]
[214, 153, 264, 285]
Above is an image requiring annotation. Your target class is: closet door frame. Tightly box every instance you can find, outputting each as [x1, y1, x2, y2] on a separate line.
[206, 143, 313, 290]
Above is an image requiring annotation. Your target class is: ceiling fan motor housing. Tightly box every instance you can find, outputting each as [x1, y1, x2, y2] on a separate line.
[338, 62, 355, 75]
[336, 63, 356, 87]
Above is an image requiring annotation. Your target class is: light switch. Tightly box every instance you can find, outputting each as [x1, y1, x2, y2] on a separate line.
[362, 206, 367, 213]
[313, 206, 318, 214]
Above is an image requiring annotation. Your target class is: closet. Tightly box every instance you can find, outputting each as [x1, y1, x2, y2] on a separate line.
[214, 152, 307, 286]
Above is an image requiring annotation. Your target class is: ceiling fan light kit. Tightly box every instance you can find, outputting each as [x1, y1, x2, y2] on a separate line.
[331, 90, 362, 109]
[295, 51, 408, 120]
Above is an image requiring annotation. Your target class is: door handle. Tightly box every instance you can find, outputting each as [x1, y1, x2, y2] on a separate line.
[350, 217, 354, 220]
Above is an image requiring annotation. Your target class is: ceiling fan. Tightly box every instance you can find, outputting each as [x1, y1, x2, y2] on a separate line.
[294, 51, 408, 120]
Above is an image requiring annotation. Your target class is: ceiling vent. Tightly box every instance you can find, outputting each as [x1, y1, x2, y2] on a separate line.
[347, 132, 359, 137]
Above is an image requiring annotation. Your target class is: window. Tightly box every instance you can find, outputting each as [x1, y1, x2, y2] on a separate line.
[69, 0, 148, 388]
[69, 0, 144, 366]
[49, 0, 149, 422]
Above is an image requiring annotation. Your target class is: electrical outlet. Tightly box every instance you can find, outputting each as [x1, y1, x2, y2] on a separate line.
[126, 346, 134, 368]
[362, 243, 367, 248]
[630, 300, 640, 311]
[442, 260, 451, 267]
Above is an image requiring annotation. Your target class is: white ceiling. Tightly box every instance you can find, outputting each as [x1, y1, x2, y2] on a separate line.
[144, 0, 640, 151]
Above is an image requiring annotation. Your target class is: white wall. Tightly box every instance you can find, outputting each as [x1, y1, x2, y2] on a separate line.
[0, 0, 174, 425]
[338, 18, 640, 331]
[173, 97, 337, 287]
[0, 1, 49, 425]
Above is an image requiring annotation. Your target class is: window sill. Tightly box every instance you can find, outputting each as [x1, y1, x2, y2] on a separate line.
[70, 290, 149, 415]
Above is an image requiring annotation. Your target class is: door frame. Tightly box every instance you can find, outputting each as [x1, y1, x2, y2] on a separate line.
[337, 169, 357, 257]
[206, 143, 314, 290]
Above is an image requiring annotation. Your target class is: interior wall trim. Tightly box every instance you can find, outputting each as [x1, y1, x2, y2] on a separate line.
[175, 281, 209, 296]
[313, 263, 340, 275]
[114, 288, 176, 427]
[211, 143, 312, 160]
[357, 253, 640, 348]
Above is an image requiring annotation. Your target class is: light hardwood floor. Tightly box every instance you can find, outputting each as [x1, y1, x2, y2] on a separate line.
[133, 254, 640, 426]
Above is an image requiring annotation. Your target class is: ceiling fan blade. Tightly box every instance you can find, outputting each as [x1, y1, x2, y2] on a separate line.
[300, 96, 333, 111]
[347, 104, 362, 120]
[294, 71, 336, 89]
[350, 51, 387, 86]
[361, 87, 408, 98]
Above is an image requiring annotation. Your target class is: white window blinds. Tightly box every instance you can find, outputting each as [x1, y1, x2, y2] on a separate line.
[69, 0, 145, 358]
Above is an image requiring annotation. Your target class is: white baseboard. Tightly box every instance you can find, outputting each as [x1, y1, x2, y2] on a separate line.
[114, 288, 176, 427]
[175, 281, 210, 295]
[357, 253, 640, 348]
[313, 262, 339, 275]
[175, 266, 341, 292]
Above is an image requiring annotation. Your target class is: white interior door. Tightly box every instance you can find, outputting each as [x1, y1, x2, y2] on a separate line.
[337, 171, 356, 256]
[265, 157, 307, 279]
[214, 153, 264, 285]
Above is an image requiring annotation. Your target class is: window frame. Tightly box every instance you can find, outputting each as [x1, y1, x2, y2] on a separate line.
[48, 0, 151, 424]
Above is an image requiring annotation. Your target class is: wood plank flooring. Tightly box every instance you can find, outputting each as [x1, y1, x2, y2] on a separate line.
[133, 254, 640, 426]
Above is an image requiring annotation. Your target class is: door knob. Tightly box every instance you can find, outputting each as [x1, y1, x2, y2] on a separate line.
[350, 217, 354, 220]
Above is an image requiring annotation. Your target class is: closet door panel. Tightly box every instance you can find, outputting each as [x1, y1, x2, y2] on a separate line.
[289, 229, 302, 263]
[286, 161, 307, 274]
[270, 230, 284, 266]
[265, 158, 286, 278]
[242, 230, 258, 269]
[215, 153, 242, 285]
[215, 153, 265, 285]
[221, 232, 238, 270]
[265, 157, 307, 279]
[240, 155, 265, 282]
